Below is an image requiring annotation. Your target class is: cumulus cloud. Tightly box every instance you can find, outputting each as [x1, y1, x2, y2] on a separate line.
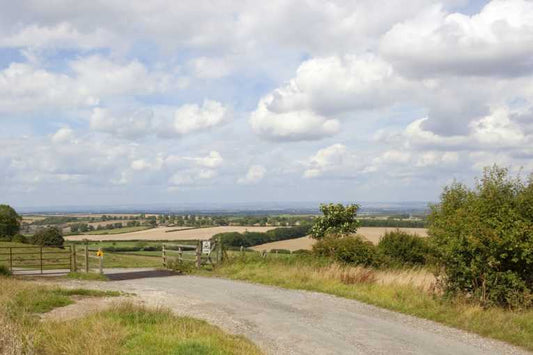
[381, 0, 533, 77]
[303, 144, 363, 178]
[249, 54, 408, 141]
[0, 56, 173, 113]
[250, 96, 339, 141]
[171, 100, 231, 135]
[190, 57, 232, 79]
[238, 165, 266, 184]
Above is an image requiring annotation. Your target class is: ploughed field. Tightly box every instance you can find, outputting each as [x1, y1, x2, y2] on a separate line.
[252, 227, 428, 251]
[65, 226, 278, 241]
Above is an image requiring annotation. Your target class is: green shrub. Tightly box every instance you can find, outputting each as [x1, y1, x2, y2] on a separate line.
[0, 264, 11, 276]
[292, 249, 311, 255]
[11, 234, 28, 244]
[31, 227, 64, 247]
[429, 166, 533, 308]
[313, 236, 377, 266]
[377, 230, 431, 266]
[270, 249, 291, 254]
[166, 258, 194, 274]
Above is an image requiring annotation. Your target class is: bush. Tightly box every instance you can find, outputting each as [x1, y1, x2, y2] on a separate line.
[269, 249, 291, 254]
[429, 166, 533, 308]
[11, 234, 28, 244]
[313, 236, 377, 266]
[166, 258, 194, 274]
[377, 230, 431, 266]
[292, 249, 311, 255]
[31, 227, 64, 247]
[0, 264, 11, 276]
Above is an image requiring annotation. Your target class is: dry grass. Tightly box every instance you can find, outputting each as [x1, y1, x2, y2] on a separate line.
[0, 312, 30, 355]
[315, 264, 437, 293]
[66, 225, 279, 241]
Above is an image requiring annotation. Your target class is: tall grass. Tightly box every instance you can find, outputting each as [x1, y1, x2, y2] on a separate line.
[202, 253, 533, 350]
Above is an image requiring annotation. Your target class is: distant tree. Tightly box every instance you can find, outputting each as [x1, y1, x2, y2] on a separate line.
[32, 227, 64, 246]
[0, 204, 22, 239]
[310, 203, 361, 239]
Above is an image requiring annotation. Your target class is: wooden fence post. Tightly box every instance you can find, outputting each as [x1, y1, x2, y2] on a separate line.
[162, 244, 166, 268]
[40, 247, 43, 274]
[99, 255, 103, 274]
[217, 236, 222, 263]
[178, 247, 183, 263]
[9, 248, 12, 272]
[85, 241, 89, 273]
[72, 245, 77, 272]
[195, 240, 201, 269]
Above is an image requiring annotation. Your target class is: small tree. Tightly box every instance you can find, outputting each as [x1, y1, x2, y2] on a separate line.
[0, 204, 22, 239]
[310, 203, 360, 239]
[429, 165, 533, 308]
[32, 227, 64, 247]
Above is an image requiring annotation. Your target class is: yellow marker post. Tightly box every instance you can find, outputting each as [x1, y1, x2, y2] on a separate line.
[96, 249, 104, 274]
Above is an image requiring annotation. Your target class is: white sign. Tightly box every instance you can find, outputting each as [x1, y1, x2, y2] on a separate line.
[202, 241, 211, 254]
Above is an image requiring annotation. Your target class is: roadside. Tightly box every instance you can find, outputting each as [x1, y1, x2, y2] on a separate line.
[53, 271, 529, 355]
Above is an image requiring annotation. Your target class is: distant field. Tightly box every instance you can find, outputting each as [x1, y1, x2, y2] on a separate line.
[252, 227, 428, 251]
[65, 226, 277, 241]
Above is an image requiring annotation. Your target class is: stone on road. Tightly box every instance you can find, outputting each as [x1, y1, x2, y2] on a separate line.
[62, 269, 528, 355]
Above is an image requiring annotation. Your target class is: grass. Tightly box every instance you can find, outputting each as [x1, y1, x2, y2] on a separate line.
[37, 303, 261, 355]
[0, 277, 261, 355]
[198, 253, 533, 351]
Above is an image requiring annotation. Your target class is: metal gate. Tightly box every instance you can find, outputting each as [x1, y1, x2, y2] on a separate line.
[0, 246, 72, 274]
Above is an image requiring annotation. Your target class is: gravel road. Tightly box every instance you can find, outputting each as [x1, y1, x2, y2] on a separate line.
[60, 269, 529, 355]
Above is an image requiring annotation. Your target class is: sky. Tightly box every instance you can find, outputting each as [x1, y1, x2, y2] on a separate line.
[1, 0, 533, 209]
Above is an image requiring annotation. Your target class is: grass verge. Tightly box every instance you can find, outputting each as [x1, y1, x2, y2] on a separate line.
[0, 276, 261, 354]
[198, 253, 533, 351]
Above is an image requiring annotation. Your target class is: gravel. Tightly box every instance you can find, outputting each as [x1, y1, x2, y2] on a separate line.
[58, 268, 530, 355]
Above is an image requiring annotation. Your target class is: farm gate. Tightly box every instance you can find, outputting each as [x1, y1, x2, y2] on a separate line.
[162, 237, 224, 269]
[0, 245, 73, 274]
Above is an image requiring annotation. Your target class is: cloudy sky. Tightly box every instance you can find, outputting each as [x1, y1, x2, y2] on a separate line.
[1, 0, 533, 208]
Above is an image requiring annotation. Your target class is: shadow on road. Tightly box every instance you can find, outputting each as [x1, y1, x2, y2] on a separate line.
[106, 269, 179, 281]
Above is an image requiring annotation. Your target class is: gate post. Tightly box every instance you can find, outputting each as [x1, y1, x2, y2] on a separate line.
[72, 245, 77, 272]
[84, 241, 89, 273]
[195, 240, 201, 269]
[99, 254, 103, 274]
[217, 236, 222, 263]
[162, 244, 166, 268]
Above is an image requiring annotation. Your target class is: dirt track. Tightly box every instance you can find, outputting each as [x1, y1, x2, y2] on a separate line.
[59, 269, 527, 355]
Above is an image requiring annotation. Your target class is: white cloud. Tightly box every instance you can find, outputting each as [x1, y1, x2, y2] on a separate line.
[171, 100, 231, 135]
[381, 0, 533, 77]
[238, 165, 266, 184]
[190, 57, 232, 79]
[90, 107, 153, 139]
[192, 151, 224, 168]
[0, 56, 173, 113]
[250, 95, 339, 141]
[51, 127, 75, 144]
[0, 22, 115, 49]
[303, 144, 363, 178]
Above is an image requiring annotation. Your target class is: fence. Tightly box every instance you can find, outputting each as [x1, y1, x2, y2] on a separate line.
[0, 246, 72, 274]
[163, 237, 223, 269]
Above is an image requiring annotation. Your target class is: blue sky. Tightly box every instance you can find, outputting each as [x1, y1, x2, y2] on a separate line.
[1, 0, 533, 208]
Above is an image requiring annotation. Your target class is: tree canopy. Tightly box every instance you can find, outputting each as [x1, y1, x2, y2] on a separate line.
[310, 203, 360, 239]
[0, 204, 22, 238]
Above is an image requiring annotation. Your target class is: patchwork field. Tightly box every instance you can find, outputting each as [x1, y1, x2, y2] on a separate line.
[65, 226, 278, 241]
[252, 227, 428, 251]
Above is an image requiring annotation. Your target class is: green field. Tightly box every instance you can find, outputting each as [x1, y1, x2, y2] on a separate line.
[66, 225, 152, 236]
